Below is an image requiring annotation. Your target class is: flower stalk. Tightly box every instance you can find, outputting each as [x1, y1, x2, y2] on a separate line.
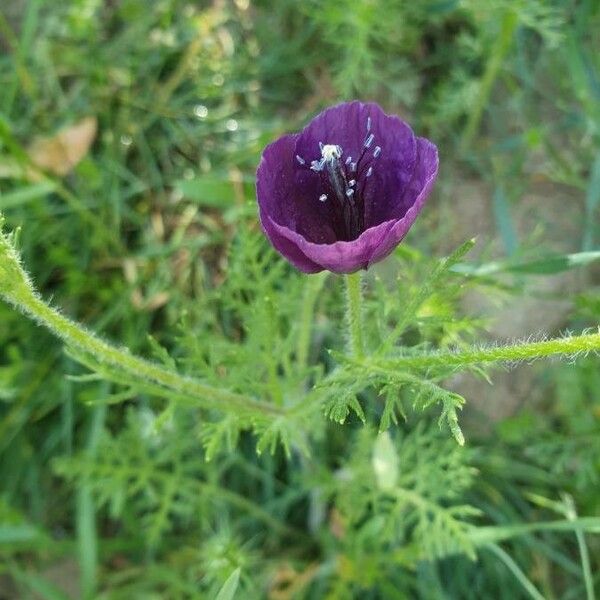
[345, 271, 364, 358]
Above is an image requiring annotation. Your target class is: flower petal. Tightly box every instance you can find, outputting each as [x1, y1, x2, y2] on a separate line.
[295, 101, 415, 185]
[362, 117, 418, 227]
[295, 101, 368, 164]
[267, 216, 397, 274]
[367, 137, 439, 266]
[259, 207, 323, 273]
[257, 133, 338, 244]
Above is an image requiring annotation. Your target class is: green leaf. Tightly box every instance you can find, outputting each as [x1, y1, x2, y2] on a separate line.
[452, 251, 600, 277]
[470, 517, 600, 546]
[378, 238, 476, 354]
[216, 567, 241, 600]
[0, 181, 56, 209]
[439, 394, 466, 446]
[324, 393, 366, 425]
[176, 175, 239, 207]
[200, 417, 241, 462]
[408, 377, 466, 445]
[255, 420, 289, 457]
[379, 385, 406, 432]
[583, 152, 600, 251]
[485, 544, 545, 600]
[492, 185, 518, 256]
[0, 523, 45, 545]
[8, 566, 72, 600]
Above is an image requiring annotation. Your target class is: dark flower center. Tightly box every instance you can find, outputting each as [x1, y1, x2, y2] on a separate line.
[295, 117, 381, 241]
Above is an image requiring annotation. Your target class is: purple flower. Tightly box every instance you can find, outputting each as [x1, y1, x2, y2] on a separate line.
[256, 101, 439, 274]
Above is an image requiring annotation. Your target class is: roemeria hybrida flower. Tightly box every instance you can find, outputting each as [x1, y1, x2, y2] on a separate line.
[256, 101, 438, 274]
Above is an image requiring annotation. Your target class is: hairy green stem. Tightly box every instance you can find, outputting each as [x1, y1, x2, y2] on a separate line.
[370, 332, 600, 371]
[345, 272, 364, 358]
[3, 285, 282, 417]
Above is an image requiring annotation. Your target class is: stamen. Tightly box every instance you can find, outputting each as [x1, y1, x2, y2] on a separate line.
[345, 156, 352, 165]
[296, 154, 305, 165]
[346, 188, 354, 197]
[364, 133, 374, 148]
[348, 179, 356, 187]
[319, 141, 324, 152]
[366, 166, 373, 177]
[367, 116, 371, 131]
[319, 194, 327, 202]
[351, 162, 357, 172]
[373, 146, 381, 158]
[310, 160, 324, 172]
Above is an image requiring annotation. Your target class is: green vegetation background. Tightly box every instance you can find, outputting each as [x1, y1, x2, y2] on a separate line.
[0, 0, 599, 598]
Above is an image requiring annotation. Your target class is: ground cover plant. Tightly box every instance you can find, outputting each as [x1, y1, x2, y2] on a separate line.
[0, 1, 599, 598]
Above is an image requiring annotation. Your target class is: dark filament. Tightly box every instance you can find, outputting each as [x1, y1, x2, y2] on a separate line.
[296, 122, 380, 241]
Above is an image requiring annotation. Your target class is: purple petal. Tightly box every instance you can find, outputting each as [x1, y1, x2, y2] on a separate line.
[367, 137, 439, 266]
[295, 101, 415, 179]
[257, 133, 338, 244]
[362, 116, 417, 227]
[267, 217, 397, 274]
[259, 208, 323, 273]
[295, 101, 372, 164]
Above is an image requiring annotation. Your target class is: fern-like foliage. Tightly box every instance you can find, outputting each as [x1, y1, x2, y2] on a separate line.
[299, 424, 480, 595]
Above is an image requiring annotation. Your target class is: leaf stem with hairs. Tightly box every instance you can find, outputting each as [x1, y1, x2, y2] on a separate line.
[345, 271, 364, 358]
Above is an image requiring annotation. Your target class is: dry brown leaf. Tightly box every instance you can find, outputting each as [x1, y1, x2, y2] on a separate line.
[329, 507, 346, 540]
[268, 562, 319, 600]
[27, 116, 97, 176]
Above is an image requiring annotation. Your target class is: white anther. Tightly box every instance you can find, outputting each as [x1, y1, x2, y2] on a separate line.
[346, 188, 354, 197]
[350, 162, 357, 172]
[310, 160, 324, 172]
[367, 116, 371, 131]
[364, 133, 374, 148]
[348, 179, 356, 187]
[296, 154, 305, 165]
[321, 144, 342, 162]
[319, 141, 324, 152]
[345, 156, 352, 165]
[319, 194, 327, 202]
[373, 146, 381, 158]
[366, 166, 373, 177]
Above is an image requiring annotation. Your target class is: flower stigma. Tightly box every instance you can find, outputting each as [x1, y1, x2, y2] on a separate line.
[321, 144, 342, 162]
